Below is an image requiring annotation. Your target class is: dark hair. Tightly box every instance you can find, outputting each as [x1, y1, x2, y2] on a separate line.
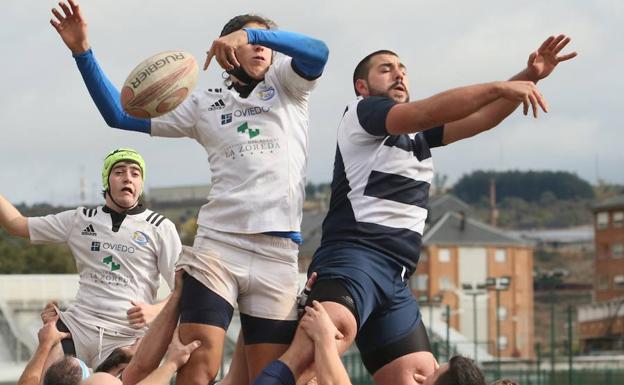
[435, 356, 486, 385]
[43, 357, 82, 385]
[352, 49, 399, 96]
[220, 14, 276, 37]
[490, 380, 518, 385]
[95, 347, 133, 374]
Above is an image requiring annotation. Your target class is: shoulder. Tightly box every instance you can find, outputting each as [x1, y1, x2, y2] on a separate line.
[143, 209, 172, 228]
[79, 206, 100, 218]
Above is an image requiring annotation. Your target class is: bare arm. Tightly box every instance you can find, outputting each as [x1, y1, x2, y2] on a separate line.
[300, 301, 351, 385]
[18, 318, 71, 385]
[134, 328, 200, 385]
[122, 273, 183, 385]
[126, 294, 171, 329]
[442, 34, 577, 144]
[0, 194, 29, 238]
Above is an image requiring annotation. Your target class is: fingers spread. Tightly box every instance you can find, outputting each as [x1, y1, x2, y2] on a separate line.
[538, 36, 555, 52]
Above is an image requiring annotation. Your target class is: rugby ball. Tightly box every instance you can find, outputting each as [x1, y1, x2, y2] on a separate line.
[121, 50, 199, 118]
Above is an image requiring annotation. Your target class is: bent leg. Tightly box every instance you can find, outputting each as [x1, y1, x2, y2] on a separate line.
[175, 273, 235, 385]
[372, 351, 437, 385]
[219, 332, 248, 385]
[176, 323, 226, 385]
[253, 301, 357, 385]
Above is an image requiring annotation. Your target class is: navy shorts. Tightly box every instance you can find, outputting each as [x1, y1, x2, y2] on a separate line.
[309, 243, 430, 373]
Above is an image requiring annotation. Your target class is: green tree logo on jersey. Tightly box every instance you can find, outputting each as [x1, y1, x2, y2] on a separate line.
[102, 255, 121, 271]
[237, 122, 260, 139]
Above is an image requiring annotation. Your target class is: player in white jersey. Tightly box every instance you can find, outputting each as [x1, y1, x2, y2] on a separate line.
[50, 1, 328, 384]
[0, 148, 181, 369]
[252, 37, 576, 385]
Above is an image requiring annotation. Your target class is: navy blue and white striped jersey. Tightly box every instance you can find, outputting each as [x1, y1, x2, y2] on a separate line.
[319, 96, 444, 274]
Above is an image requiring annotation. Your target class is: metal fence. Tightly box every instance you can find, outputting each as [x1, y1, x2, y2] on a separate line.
[341, 350, 624, 385]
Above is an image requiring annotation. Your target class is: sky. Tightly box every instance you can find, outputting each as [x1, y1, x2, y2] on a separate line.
[1, 0, 622, 205]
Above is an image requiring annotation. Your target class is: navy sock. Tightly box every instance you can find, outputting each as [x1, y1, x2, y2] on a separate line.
[252, 360, 295, 385]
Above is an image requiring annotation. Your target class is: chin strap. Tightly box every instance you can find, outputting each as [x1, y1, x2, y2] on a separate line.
[226, 66, 261, 98]
[106, 190, 138, 212]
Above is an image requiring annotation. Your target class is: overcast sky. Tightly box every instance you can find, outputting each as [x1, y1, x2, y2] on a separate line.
[2, 0, 621, 205]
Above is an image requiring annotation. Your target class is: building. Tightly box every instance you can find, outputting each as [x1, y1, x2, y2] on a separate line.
[593, 195, 624, 302]
[414, 201, 535, 359]
[578, 194, 624, 352]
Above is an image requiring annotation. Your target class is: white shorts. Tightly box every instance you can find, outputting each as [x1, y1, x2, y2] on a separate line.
[177, 227, 299, 320]
[58, 307, 139, 369]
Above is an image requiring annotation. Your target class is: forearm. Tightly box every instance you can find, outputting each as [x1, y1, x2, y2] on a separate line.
[135, 361, 178, 385]
[387, 82, 503, 134]
[123, 294, 180, 385]
[313, 340, 351, 385]
[245, 29, 328, 78]
[17, 342, 53, 385]
[0, 195, 29, 238]
[442, 69, 534, 144]
[73, 49, 150, 133]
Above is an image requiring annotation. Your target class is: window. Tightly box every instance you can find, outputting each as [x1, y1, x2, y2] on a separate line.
[439, 276, 453, 290]
[497, 335, 508, 350]
[597, 212, 609, 229]
[598, 275, 609, 290]
[439, 249, 451, 263]
[417, 275, 429, 291]
[497, 306, 508, 320]
[614, 212, 624, 228]
[410, 274, 429, 291]
[495, 249, 507, 263]
[613, 244, 624, 258]
[614, 275, 624, 288]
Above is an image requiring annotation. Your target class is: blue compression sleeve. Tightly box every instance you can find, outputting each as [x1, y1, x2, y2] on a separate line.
[73, 49, 151, 134]
[244, 29, 328, 79]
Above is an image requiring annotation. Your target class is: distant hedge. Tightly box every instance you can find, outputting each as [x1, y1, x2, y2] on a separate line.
[452, 170, 594, 204]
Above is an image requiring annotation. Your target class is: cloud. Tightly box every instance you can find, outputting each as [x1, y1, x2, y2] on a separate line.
[1, 0, 621, 204]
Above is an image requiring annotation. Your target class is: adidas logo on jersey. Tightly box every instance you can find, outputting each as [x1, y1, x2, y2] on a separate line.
[81, 224, 97, 236]
[208, 99, 226, 111]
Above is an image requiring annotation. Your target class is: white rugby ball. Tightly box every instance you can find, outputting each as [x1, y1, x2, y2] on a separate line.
[121, 50, 198, 118]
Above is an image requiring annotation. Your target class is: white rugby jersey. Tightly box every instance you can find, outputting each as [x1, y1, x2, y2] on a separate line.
[28, 205, 181, 334]
[320, 96, 444, 274]
[151, 56, 317, 234]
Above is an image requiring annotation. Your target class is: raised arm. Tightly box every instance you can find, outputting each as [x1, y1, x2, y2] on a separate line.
[50, 0, 150, 133]
[386, 80, 547, 135]
[205, 29, 329, 79]
[0, 195, 29, 238]
[300, 301, 351, 385]
[441, 34, 577, 144]
[18, 317, 71, 385]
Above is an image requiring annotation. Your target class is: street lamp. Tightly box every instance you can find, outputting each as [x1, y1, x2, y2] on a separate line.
[486, 276, 512, 379]
[535, 269, 567, 385]
[462, 283, 488, 362]
[418, 293, 444, 339]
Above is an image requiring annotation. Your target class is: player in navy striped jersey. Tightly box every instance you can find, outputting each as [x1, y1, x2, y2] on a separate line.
[253, 37, 576, 385]
[50, 1, 328, 384]
[0, 148, 181, 370]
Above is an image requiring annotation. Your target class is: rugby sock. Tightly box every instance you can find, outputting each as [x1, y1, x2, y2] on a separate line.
[252, 360, 295, 385]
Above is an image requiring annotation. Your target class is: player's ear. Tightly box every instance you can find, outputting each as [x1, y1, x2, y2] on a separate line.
[355, 78, 369, 96]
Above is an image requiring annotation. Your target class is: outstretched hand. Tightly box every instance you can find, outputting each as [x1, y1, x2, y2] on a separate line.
[526, 34, 577, 82]
[204, 29, 249, 71]
[50, 0, 90, 54]
[498, 80, 548, 118]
